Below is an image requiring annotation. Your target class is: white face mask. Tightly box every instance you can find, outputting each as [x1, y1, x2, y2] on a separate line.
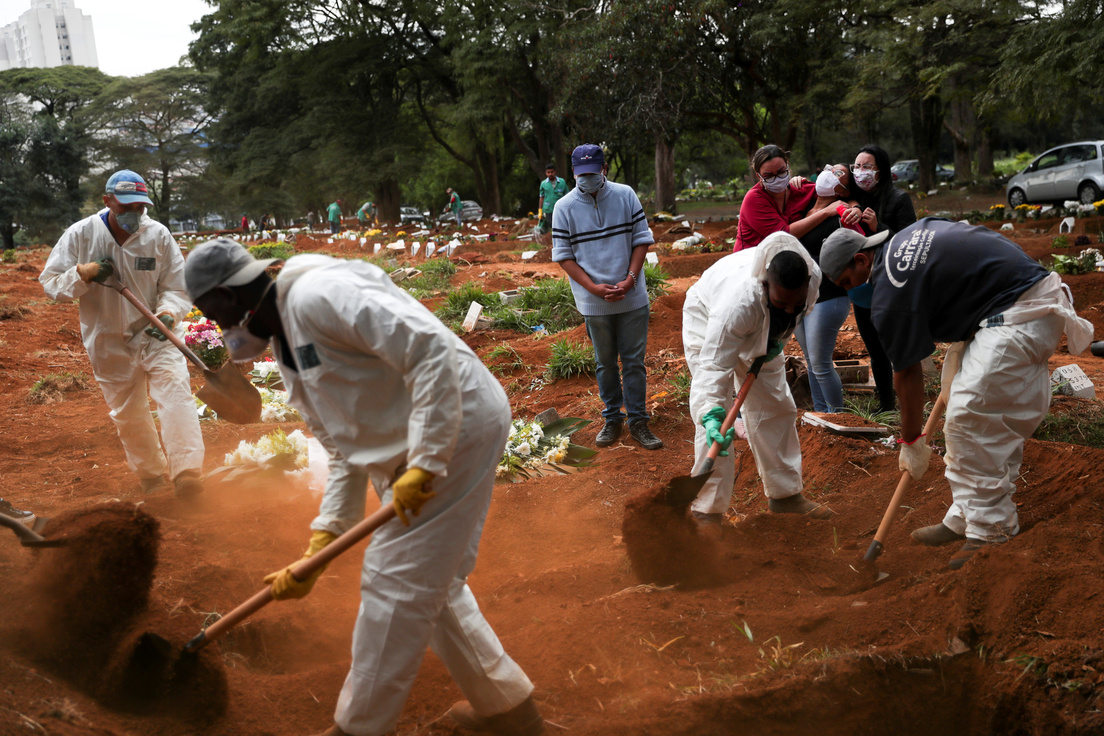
[759, 170, 790, 194]
[815, 168, 840, 197]
[225, 281, 274, 363]
[853, 169, 878, 191]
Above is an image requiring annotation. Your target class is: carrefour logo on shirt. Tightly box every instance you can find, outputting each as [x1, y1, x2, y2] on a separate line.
[885, 228, 935, 288]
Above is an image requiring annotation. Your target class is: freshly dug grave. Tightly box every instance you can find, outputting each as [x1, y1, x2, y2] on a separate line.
[804, 411, 888, 428]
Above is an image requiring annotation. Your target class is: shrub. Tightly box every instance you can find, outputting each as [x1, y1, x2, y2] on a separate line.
[494, 278, 582, 334]
[546, 339, 596, 380]
[644, 263, 670, 300]
[247, 242, 295, 260]
[434, 282, 499, 329]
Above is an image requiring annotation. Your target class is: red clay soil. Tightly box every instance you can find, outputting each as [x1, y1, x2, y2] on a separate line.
[1, 224, 1103, 736]
[804, 412, 887, 428]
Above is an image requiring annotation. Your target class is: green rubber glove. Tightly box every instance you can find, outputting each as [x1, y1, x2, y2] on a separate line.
[76, 257, 114, 284]
[762, 339, 783, 362]
[144, 313, 175, 341]
[392, 467, 436, 526]
[701, 406, 735, 456]
[263, 529, 339, 600]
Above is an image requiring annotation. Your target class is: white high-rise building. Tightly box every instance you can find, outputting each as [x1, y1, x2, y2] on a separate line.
[0, 1, 98, 71]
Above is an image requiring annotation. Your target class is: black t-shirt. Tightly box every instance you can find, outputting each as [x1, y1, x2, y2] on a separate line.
[799, 215, 855, 303]
[869, 218, 1047, 371]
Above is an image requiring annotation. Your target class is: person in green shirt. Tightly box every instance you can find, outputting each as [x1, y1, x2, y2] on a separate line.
[327, 199, 344, 234]
[537, 163, 568, 236]
[357, 201, 376, 227]
[446, 187, 462, 228]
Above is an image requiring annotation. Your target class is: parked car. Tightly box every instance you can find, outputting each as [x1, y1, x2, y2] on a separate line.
[399, 206, 428, 225]
[1006, 141, 1104, 207]
[890, 160, 954, 184]
[437, 200, 483, 224]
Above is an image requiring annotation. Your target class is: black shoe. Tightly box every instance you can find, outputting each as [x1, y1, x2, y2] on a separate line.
[910, 523, 966, 547]
[0, 498, 35, 528]
[595, 420, 623, 448]
[629, 419, 664, 450]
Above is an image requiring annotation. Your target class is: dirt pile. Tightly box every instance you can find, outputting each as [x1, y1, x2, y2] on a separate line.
[2, 503, 228, 722]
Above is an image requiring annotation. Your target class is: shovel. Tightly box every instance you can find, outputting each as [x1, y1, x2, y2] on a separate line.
[658, 356, 766, 509]
[183, 503, 398, 654]
[107, 281, 262, 425]
[0, 512, 64, 548]
[862, 392, 948, 564]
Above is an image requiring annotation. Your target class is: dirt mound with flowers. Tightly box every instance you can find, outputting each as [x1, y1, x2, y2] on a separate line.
[0, 224, 1102, 736]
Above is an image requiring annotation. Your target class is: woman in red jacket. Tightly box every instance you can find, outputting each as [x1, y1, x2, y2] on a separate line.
[734, 145, 846, 252]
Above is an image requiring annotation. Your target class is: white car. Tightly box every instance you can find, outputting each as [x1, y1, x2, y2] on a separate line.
[1006, 141, 1104, 207]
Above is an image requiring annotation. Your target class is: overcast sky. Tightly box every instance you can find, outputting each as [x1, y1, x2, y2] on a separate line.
[0, 0, 212, 77]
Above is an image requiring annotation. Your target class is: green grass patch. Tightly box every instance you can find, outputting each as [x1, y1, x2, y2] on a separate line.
[644, 262, 670, 301]
[247, 242, 296, 260]
[1034, 398, 1104, 448]
[546, 339, 596, 380]
[401, 258, 458, 298]
[28, 372, 90, 404]
[434, 277, 583, 334]
[485, 343, 524, 375]
[1, 248, 16, 263]
[668, 368, 692, 406]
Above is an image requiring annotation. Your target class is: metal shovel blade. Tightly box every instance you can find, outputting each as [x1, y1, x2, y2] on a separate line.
[197, 362, 262, 425]
[657, 467, 714, 512]
[0, 512, 65, 548]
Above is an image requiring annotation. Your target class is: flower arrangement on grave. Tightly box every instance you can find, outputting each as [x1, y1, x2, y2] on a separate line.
[184, 317, 227, 370]
[496, 416, 596, 481]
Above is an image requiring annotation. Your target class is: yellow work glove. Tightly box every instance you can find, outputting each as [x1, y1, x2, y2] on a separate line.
[263, 529, 338, 600]
[392, 467, 436, 526]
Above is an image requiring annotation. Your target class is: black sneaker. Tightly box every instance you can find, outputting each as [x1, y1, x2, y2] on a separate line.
[595, 420, 623, 448]
[628, 419, 664, 450]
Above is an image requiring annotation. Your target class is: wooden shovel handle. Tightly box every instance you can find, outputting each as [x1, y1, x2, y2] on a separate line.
[864, 393, 948, 562]
[700, 356, 767, 474]
[184, 504, 398, 653]
[109, 282, 209, 373]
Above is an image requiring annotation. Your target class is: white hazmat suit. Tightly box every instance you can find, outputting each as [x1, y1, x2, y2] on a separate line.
[40, 211, 203, 482]
[941, 272, 1094, 541]
[682, 233, 821, 516]
[270, 255, 533, 736]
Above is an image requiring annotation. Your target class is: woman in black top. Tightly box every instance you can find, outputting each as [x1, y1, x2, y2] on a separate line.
[849, 144, 918, 412]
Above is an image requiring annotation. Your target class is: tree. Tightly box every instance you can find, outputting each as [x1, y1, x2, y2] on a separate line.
[84, 67, 213, 225]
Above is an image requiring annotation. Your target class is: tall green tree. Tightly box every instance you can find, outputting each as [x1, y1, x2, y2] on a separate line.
[84, 67, 213, 224]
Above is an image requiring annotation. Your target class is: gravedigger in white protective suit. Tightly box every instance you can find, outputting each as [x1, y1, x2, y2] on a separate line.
[183, 240, 542, 736]
[821, 218, 1094, 569]
[39, 169, 204, 497]
[682, 232, 834, 528]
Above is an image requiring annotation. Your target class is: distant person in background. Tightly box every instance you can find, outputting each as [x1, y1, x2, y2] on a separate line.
[260, 214, 269, 231]
[240, 213, 249, 232]
[849, 143, 917, 413]
[793, 164, 867, 413]
[734, 145, 844, 252]
[536, 163, 568, 238]
[328, 199, 344, 235]
[307, 210, 317, 231]
[447, 187, 462, 228]
[552, 144, 663, 451]
[357, 201, 377, 228]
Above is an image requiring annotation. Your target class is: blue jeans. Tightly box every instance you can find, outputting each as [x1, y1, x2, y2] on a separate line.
[583, 305, 650, 423]
[794, 296, 850, 412]
[454, 211, 462, 227]
[330, 221, 340, 234]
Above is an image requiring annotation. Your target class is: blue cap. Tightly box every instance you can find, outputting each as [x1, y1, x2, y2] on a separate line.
[571, 144, 605, 174]
[105, 170, 153, 206]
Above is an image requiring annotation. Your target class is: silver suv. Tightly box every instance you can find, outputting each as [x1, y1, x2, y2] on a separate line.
[1006, 141, 1104, 207]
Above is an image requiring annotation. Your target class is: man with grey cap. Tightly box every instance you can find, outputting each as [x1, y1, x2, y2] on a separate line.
[821, 218, 1094, 569]
[184, 240, 542, 736]
[40, 169, 204, 497]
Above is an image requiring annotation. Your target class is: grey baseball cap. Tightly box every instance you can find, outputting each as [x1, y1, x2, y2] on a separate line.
[819, 228, 892, 282]
[185, 238, 281, 301]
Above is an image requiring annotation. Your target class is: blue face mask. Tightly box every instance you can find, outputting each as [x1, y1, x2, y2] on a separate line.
[576, 173, 604, 194]
[115, 209, 143, 234]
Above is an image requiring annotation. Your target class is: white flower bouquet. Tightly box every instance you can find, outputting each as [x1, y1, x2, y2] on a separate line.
[497, 416, 596, 481]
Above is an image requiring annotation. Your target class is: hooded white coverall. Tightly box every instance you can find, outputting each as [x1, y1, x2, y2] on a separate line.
[941, 272, 1094, 541]
[39, 211, 203, 482]
[270, 255, 533, 736]
[682, 233, 821, 516]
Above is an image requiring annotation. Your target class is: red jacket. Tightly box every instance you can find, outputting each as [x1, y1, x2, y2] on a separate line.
[734, 181, 817, 252]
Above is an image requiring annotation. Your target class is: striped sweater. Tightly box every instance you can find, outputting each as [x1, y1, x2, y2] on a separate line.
[550, 180, 654, 316]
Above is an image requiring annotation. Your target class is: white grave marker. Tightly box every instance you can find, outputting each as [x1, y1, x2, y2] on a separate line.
[1051, 364, 1095, 399]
